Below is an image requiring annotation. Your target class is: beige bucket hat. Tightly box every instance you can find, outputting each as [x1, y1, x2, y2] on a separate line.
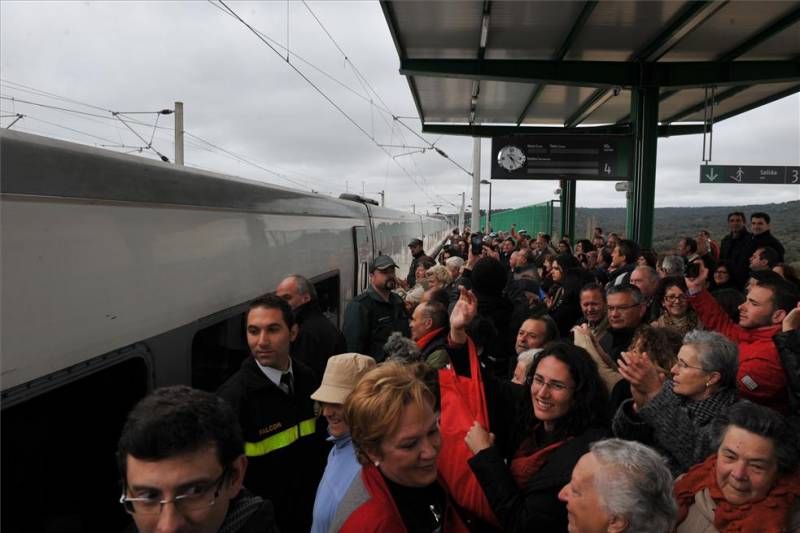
[310, 353, 376, 404]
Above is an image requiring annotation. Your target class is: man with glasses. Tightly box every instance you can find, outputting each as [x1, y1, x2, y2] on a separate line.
[117, 385, 279, 533]
[573, 285, 647, 397]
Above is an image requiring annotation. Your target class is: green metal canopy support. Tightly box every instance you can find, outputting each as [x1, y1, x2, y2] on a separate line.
[628, 86, 659, 248]
[559, 179, 576, 241]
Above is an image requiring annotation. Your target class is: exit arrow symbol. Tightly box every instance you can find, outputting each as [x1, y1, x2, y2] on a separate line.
[705, 168, 718, 182]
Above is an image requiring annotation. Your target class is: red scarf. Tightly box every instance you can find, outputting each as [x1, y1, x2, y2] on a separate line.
[509, 437, 569, 489]
[674, 455, 800, 532]
[416, 327, 446, 350]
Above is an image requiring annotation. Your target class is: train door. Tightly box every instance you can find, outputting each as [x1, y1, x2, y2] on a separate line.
[352, 226, 370, 297]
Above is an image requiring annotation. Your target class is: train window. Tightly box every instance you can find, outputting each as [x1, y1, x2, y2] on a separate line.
[191, 311, 249, 392]
[1, 355, 150, 533]
[309, 271, 341, 326]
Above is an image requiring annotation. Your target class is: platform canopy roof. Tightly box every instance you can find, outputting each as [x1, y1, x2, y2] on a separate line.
[380, 0, 800, 137]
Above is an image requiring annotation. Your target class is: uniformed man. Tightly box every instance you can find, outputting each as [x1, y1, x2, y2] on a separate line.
[217, 294, 327, 533]
[342, 255, 410, 361]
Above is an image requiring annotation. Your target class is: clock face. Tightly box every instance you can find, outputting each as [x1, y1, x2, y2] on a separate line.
[497, 145, 526, 171]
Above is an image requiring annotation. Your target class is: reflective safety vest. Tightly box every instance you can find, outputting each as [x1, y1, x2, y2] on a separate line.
[245, 417, 318, 457]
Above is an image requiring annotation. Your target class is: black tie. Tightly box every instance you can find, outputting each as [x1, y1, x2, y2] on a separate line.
[280, 372, 294, 396]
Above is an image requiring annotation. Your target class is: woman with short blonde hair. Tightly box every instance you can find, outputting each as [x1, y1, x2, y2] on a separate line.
[425, 264, 453, 292]
[332, 362, 468, 532]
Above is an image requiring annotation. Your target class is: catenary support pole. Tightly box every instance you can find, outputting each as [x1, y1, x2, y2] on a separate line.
[471, 137, 481, 232]
[174, 101, 184, 166]
[459, 191, 466, 233]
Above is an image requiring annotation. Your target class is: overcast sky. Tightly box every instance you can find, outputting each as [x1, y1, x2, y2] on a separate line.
[2, 1, 798, 214]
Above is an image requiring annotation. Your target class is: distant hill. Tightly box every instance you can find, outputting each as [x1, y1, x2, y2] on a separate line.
[571, 200, 800, 263]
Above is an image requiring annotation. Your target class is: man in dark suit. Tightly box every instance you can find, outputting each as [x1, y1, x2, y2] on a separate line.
[276, 275, 347, 377]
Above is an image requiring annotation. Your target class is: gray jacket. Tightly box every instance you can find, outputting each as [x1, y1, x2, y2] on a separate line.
[613, 380, 737, 475]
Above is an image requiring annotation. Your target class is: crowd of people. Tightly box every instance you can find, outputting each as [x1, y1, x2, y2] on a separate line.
[116, 211, 800, 532]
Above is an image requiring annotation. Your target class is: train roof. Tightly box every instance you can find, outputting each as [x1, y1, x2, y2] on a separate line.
[0, 129, 428, 222]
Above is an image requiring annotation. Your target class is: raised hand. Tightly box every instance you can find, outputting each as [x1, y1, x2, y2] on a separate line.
[618, 350, 662, 409]
[465, 421, 495, 454]
[450, 286, 477, 332]
[783, 303, 800, 332]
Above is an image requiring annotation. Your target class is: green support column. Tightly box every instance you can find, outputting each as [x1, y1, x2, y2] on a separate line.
[559, 179, 576, 242]
[629, 86, 659, 249]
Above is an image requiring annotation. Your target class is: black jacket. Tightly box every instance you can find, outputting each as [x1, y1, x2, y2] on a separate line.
[468, 427, 609, 532]
[342, 285, 409, 362]
[744, 230, 785, 264]
[291, 301, 347, 377]
[720, 228, 751, 287]
[217, 357, 327, 533]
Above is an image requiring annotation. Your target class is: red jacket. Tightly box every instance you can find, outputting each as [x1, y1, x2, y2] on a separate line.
[335, 464, 469, 533]
[689, 289, 788, 413]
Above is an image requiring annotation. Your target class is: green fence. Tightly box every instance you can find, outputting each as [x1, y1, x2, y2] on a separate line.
[479, 201, 556, 236]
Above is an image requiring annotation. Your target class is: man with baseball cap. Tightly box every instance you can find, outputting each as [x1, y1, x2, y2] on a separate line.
[342, 255, 410, 361]
[406, 238, 431, 288]
[310, 353, 376, 533]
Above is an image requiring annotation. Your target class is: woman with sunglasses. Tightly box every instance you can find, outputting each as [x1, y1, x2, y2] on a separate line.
[651, 276, 703, 336]
[452, 289, 609, 531]
[613, 330, 739, 476]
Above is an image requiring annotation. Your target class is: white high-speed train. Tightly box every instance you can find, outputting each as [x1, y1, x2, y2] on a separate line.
[0, 129, 451, 531]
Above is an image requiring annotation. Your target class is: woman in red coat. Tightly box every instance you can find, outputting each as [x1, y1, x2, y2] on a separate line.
[329, 362, 468, 533]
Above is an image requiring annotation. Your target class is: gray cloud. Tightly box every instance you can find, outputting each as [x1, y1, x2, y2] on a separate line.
[2, 1, 798, 214]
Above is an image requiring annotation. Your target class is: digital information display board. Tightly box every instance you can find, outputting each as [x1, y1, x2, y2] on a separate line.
[491, 134, 632, 181]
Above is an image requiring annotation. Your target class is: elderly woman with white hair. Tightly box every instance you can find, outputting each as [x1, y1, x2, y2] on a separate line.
[559, 438, 677, 533]
[613, 330, 739, 475]
[511, 348, 540, 385]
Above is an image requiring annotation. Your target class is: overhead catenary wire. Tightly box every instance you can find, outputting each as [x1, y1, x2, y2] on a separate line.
[1, 85, 331, 192]
[299, 0, 471, 188]
[213, 0, 447, 208]
[210, 2, 451, 207]
[205, 1, 387, 114]
[112, 112, 170, 162]
[210, 0, 460, 205]
[297, 1, 464, 205]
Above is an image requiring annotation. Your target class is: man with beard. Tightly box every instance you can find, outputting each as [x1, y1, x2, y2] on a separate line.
[276, 275, 347, 378]
[342, 255, 410, 361]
